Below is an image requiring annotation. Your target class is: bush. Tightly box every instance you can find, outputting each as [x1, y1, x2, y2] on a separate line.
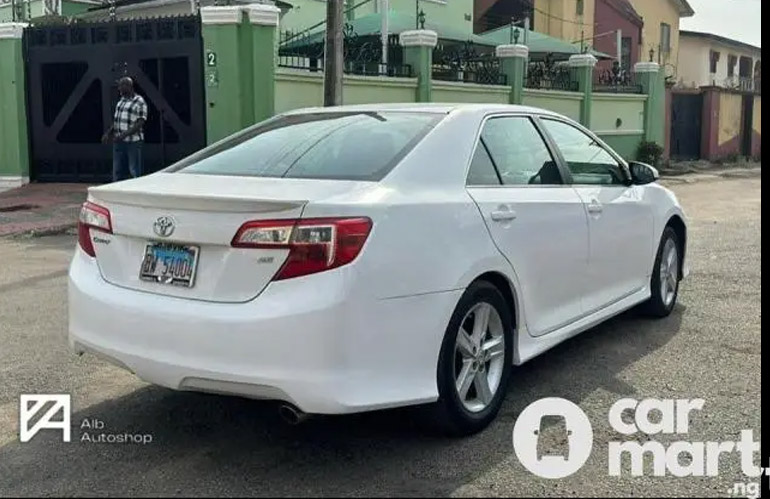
[637, 141, 664, 167]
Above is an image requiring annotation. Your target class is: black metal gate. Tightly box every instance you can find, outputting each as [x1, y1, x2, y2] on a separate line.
[670, 92, 703, 160]
[24, 16, 206, 182]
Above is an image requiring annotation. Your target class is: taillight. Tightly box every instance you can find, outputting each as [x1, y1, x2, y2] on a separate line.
[77, 201, 112, 257]
[232, 217, 372, 280]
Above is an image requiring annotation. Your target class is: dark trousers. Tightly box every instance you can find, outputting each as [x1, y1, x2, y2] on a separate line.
[113, 141, 143, 182]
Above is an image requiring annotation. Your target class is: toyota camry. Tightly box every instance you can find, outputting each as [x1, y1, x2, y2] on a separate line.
[68, 103, 688, 435]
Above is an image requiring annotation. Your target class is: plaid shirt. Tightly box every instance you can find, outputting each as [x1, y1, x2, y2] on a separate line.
[113, 94, 148, 142]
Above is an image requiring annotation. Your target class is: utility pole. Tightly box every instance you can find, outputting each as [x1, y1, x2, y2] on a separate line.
[524, 16, 530, 45]
[324, 0, 344, 106]
[380, 0, 389, 67]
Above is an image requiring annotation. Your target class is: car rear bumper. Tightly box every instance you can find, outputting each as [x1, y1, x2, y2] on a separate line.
[68, 249, 461, 414]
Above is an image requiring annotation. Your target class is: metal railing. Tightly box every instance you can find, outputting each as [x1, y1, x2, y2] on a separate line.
[593, 65, 643, 94]
[431, 42, 507, 86]
[525, 60, 577, 92]
[722, 76, 761, 93]
[278, 26, 412, 78]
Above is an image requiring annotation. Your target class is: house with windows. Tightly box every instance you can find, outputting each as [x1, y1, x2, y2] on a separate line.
[677, 30, 761, 92]
[474, 0, 693, 76]
[532, 0, 595, 49]
[626, 0, 693, 70]
[476, 0, 596, 48]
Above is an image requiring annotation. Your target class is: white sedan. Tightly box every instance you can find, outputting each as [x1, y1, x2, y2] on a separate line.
[69, 103, 688, 435]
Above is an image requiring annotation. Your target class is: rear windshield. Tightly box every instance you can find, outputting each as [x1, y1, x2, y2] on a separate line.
[169, 111, 443, 181]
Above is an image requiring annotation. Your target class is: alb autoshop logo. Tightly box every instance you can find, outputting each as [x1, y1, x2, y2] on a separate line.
[512, 397, 764, 483]
[19, 394, 71, 443]
[19, 394, 152, 444]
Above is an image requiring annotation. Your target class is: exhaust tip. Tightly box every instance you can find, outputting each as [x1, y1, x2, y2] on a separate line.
[278, 404, 309, 425]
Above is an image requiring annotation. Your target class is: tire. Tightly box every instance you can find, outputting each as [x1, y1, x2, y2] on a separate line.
[428, 280, 514, 437]
[642, 227, 681, 317]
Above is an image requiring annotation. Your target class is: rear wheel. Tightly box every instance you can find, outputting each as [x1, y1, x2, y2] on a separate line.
[429, 281, 513, 436]
[642, 227, 680, 317]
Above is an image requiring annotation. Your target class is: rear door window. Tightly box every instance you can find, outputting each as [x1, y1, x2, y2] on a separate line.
[169, 112, 443, 181]
[476, 117, 563, 186]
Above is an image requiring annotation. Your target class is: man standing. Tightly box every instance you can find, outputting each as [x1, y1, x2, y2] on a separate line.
[103, 77, 148, 182]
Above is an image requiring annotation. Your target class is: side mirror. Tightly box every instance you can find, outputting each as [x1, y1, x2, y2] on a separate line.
[629, 161, 660, 185]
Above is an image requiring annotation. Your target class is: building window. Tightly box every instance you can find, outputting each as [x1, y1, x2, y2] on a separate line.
[621, 37, 632, 70]
[710, 50, 720, 73]
[576, 0, 584, 16]
[727, 54, 738, 77]
[660, 23, 671, 55]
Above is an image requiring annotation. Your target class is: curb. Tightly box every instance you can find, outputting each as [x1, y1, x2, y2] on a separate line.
[659, 167, 761, 183]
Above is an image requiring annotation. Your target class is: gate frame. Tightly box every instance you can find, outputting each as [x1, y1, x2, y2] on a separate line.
[669, 87, 704, 161]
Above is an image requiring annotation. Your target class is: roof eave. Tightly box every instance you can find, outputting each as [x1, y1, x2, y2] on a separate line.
[674, 0, 695, 17]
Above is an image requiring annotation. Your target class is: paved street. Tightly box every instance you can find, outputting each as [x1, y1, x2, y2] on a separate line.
[0, 173, 761, 497]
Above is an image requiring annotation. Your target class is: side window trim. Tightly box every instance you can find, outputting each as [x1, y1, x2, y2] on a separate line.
[530, 115, 574, 185]
[479, 137, 504, 185]
[465, 112, 569, 188]
[536, 116, 633, 186]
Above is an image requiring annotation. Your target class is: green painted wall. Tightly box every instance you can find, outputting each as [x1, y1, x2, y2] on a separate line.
[591, 94, 646, 135]
[202, 17, 255, 144]
[403, 43, 432, 102]
[344, 74, 418, 104]
[432, 81, 508, 104]
[637, 69, 665, 146]
[251, 23, 276, 123]
[597, 133, 644, 161]
[275, 71, 324, 113]
[0, 35, 30, 178]
[274, 70, 418, 113]
[523, 89, 582, 121]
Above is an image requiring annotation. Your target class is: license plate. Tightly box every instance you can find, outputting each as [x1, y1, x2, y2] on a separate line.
[139, 242, 199, 287]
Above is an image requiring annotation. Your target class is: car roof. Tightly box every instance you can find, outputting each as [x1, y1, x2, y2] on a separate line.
[282, 102, 565, 118]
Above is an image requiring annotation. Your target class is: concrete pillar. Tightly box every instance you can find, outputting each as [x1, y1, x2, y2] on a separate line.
[569, 53, 598, 126]
[247, 4, 279, 124]
[634, 61, 665, 146]
[0, 23, 30, 190]
[201, 6, 250, 144]
[496, 44, 529, 105]
[399, 30, 438, 103]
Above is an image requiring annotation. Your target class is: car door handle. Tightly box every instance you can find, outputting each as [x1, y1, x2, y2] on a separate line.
[490, 209, 517, 221]
[587, 200, 603, 214]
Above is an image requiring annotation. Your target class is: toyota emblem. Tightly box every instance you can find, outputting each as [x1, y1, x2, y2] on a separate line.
[153, 216, 175, 238]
